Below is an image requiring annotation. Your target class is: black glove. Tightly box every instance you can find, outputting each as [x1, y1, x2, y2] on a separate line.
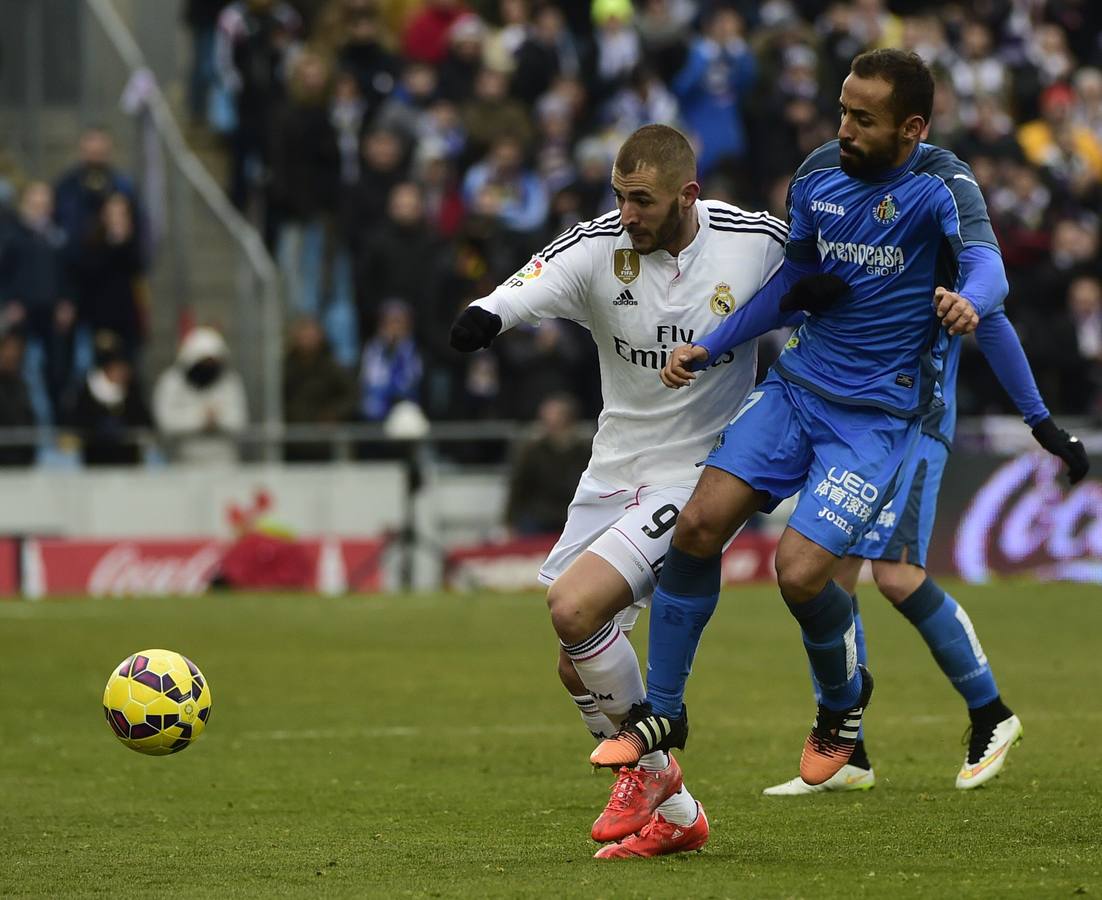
[449, 307, 502, 352]
[779, 273, 850, 314]
[1032, 417, 1090, 485]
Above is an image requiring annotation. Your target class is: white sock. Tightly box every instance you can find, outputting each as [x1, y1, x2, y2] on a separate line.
[638, 750, 669, 770]
[657, 786, 698, 826]
[561, 620, 645, 721]
[570, 693, 615, 739]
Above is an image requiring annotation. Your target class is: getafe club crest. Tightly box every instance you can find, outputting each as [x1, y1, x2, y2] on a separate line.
[614, 248, 640, 285]
[709, 282, 734, 316]
[872, 193, 899, 225]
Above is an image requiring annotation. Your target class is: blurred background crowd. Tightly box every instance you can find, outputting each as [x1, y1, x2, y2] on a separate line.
[1, 0, 1100, 510]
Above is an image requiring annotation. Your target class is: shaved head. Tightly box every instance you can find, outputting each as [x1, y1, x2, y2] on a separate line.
[614, 124, 696, 191]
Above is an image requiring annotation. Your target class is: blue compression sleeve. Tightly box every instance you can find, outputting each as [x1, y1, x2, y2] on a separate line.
[692, 257, 814, 368]
[974, 308, 1050, 426]
[957, 245, 1008, 318]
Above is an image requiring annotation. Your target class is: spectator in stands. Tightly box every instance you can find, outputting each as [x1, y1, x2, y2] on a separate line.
[487, 0, 531, 67]
[373, 60, 440, 145]
[74, 193, 148, 363]
[0, 144, 23, 211]
[331, 71, 368, 188]
[214, 0, 302, 219]
[358, 300, 423, 423]
[1074, 67, 1102, 143]
[1018, 84, 1102, 186]
[557, 138, 614, 224]
[341, 128, 409, 259]
[460, 66, 532, 160]
[271, 50, 359, 365]
[1067, 274, 1102, 412]
[63, 331, 151, 467]
[0, 181, 80, 424]
[953, 94, 1020, 163]
[496, 319, 585, 420]
[504, 392, 590, 535]
[354, 181, 440, 345]
[603, 64, 680, 141]
[401, 0, 468, 65]
[414, 138, 465, 238]
[1017, 216, 1100, 323]
[52, 128, 142, 268]
[947, 21, 1008, 120]
[282, 315, 357, 461]
[153, 327, 247, 464]
[438, 13, 488, 103]
[461, 135, 549, 238]
[0, 330, 37, 466]
[328, 2, 400, 121]
[671, 5, 756, 177]
[634, 0, 691, 84]
[419, 98, 467, 163]
[589, 0, 641, 101]
[183, 0, 228, 126]
[533, 92, 580, 196]
[511, 4, 580, 105]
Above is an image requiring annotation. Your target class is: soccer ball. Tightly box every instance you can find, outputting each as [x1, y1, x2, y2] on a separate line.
[103, 649, 212, 755]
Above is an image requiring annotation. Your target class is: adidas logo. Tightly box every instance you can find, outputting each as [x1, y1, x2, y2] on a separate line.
[612, 289, 637, 306]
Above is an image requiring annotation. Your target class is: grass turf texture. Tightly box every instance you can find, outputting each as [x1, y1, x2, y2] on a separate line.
[1, 582, 1099, 899]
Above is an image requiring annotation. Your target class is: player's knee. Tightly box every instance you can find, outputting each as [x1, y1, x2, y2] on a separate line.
[671, 501, 725, 556]
[774, 549, 831, 603]
[872, 560, 925, 605]
[546, 583, 602, 644]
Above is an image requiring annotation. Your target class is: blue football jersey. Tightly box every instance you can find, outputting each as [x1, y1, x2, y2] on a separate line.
[775, 140, 1000, 418]
[922, 337, 960, 447]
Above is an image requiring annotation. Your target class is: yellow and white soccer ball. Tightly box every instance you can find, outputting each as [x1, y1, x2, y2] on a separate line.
[103, 649, 212, 755]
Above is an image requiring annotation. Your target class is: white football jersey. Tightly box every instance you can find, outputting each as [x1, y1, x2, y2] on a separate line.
[473, 200, 787, 487]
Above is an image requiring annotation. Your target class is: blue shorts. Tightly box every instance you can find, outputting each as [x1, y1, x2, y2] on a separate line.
[705, 371, 923, 557]
[847, 433, 948, 567]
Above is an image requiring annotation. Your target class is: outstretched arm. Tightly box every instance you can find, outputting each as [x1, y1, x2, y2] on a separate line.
[973, 308, 1047, 426]
[974, 309, 1090, 484]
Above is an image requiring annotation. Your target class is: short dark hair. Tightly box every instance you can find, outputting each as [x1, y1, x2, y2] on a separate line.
[614, 124, 697, 188]
[850, 49, 934, 126]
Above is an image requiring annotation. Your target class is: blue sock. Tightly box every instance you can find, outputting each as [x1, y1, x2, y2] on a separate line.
[896, 578, 998, 709]
[645, 545, 721, 718]
[787, 581, 861, 711]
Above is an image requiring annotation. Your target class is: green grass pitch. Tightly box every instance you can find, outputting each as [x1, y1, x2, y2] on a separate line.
[1, 582, 1099, 898]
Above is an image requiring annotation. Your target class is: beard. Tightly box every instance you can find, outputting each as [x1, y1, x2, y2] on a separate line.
[839, 136, 903, 178]
[630, 199, 683, 254]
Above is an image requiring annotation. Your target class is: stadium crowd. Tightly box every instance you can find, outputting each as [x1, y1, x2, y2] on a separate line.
[0, 0, 1100, 469]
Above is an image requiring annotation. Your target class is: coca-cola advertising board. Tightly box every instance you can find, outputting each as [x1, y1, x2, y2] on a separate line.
[18, 537, 388, 597]
[927, 450, 1102, 583]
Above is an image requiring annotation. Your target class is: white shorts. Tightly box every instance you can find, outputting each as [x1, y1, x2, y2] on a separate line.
[538, 475, 698, 632]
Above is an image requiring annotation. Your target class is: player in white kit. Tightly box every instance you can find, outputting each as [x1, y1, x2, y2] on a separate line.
[449, 125, 790, 858]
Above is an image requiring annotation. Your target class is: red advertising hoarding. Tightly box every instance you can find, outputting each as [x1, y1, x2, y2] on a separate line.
[17, 537, 388, 597]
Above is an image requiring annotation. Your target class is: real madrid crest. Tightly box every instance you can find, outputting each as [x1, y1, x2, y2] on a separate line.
[613, 248, 640, 285]
[872, 193, 899, 226]
[709, 282, 734, 316]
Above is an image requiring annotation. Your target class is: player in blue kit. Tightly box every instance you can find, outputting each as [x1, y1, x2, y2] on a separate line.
[587, 49, 1089, 803]
[762, 325, 1088, 795]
